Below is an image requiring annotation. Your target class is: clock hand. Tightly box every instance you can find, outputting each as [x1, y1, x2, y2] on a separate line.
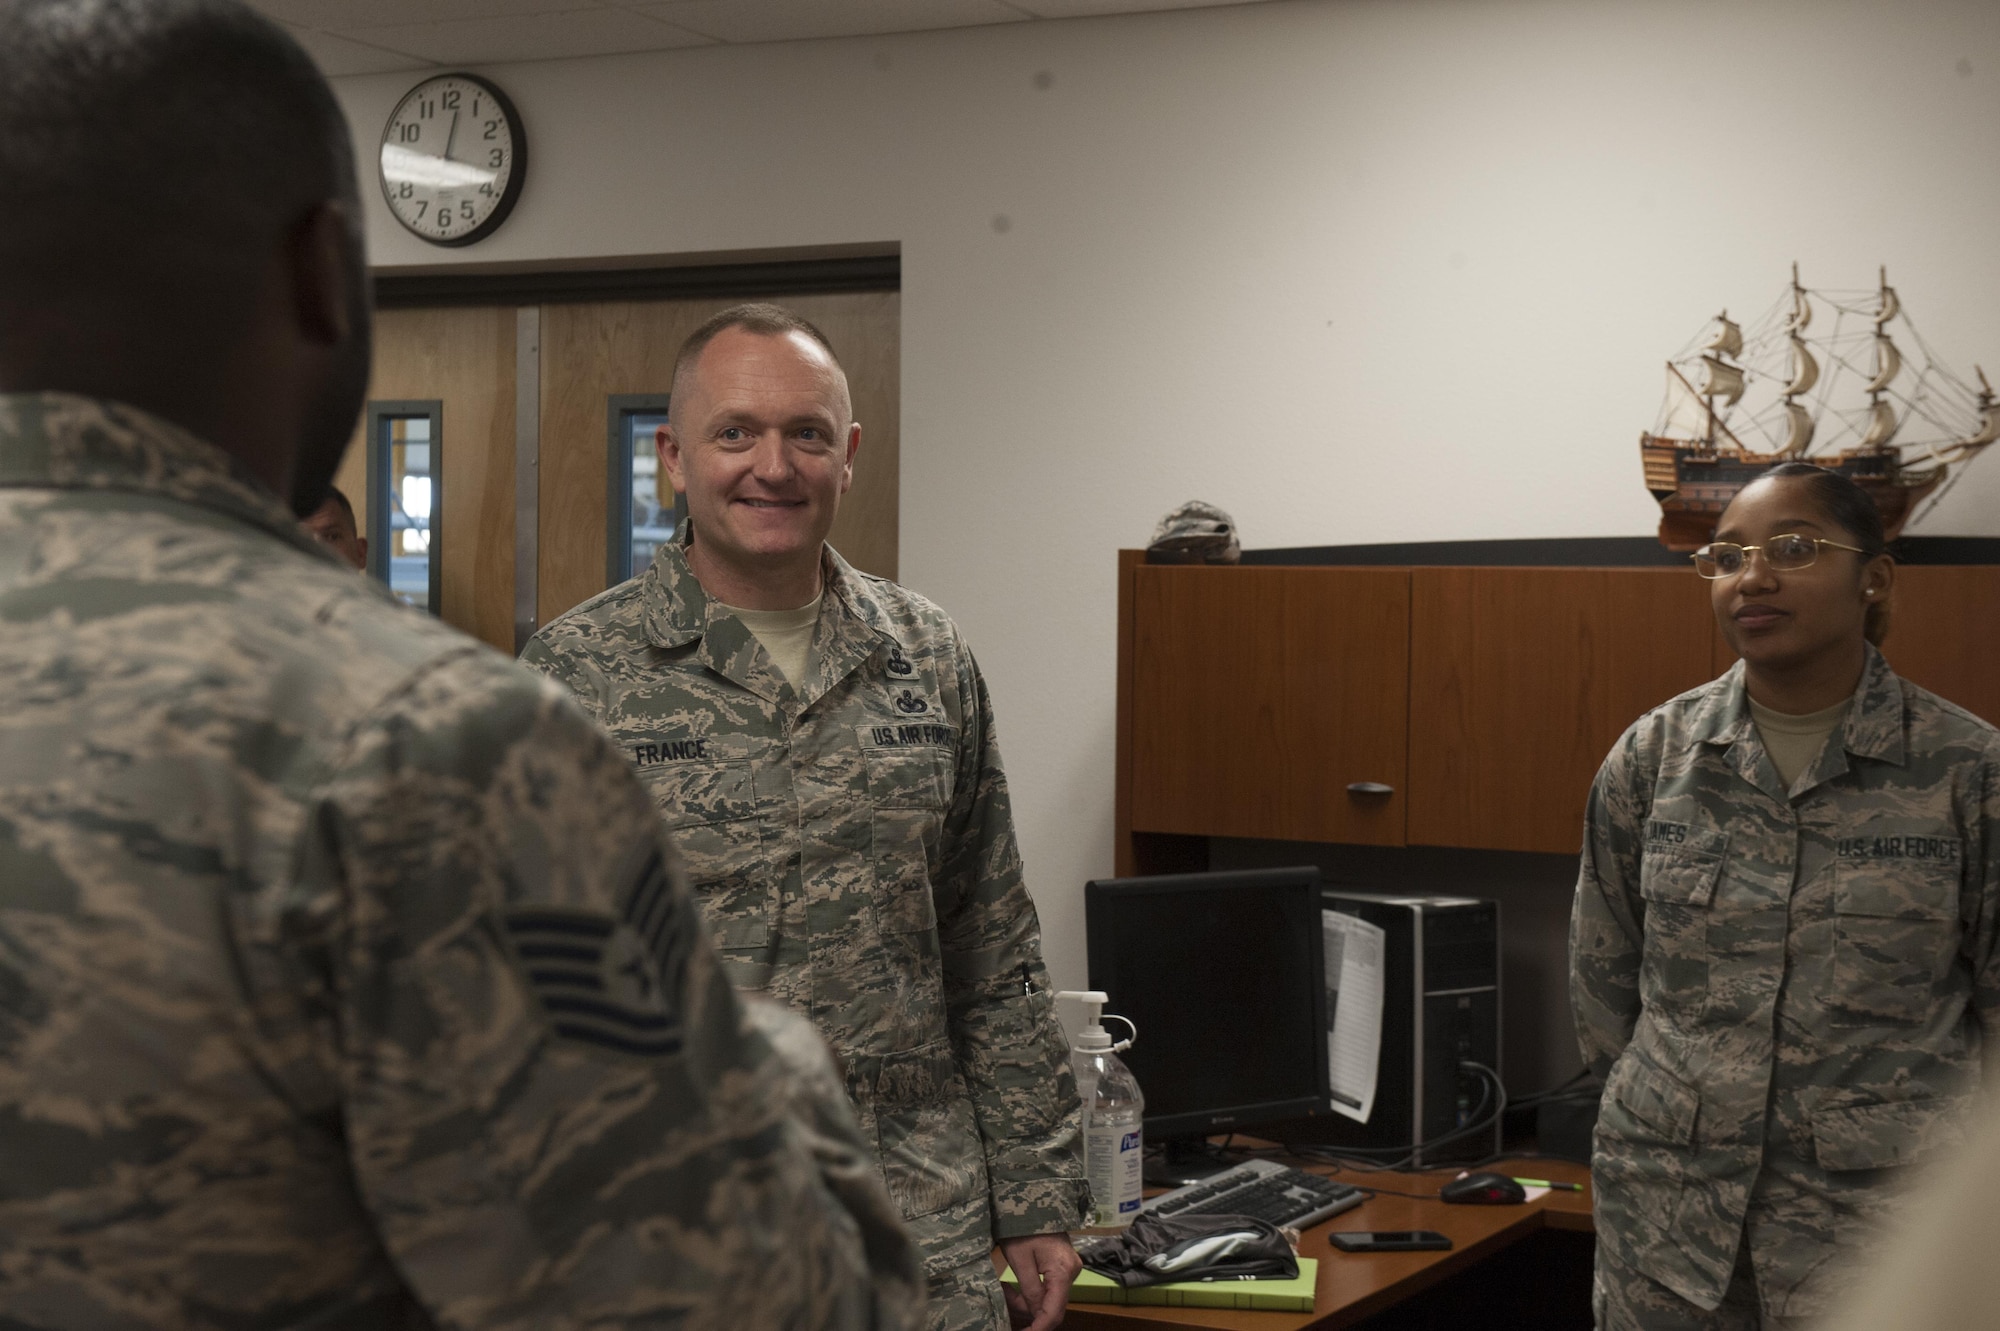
[442, 109, 459, 162]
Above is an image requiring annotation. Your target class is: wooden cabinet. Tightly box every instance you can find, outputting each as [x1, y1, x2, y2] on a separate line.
[1127, 563, 1410, 846]
[1887, 567, 2000, 724]
[1117, 551, 2000, 870]
[1408, 569, 1716, 853]
[1710, 565, 2000, 727]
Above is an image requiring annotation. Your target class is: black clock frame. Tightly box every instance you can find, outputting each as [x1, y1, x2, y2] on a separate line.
[379, 72, 528, 249]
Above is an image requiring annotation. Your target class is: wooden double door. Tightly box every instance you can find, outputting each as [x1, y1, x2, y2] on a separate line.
[331, 290, 901, 654]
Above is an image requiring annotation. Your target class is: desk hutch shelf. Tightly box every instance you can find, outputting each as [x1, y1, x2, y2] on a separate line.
[1115, 541, 2000, 874]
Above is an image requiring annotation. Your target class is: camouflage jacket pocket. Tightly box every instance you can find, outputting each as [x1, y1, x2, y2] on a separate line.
[859, 732, 955, 810]
[1602, 1051, 1699, 1147]
[1637, 836, 1724, 1021]
[648, 759, 771, 950]
[862, 742, 953, 934]
[1811, 1091, 1971, 1172]
[1593, 1051, 1703, 1290]
[872, 1041, 989, 1221]
[1830, 856, 1959, 1025]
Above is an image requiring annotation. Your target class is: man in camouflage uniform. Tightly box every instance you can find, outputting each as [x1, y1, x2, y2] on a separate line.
[523, 306, 1089, 1331]
[0, 5, 919, 1327]
[1571, 647, 2000, 1328]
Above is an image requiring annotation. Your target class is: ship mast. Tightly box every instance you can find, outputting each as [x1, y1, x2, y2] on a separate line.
[1859, 265, 1903, 450]
[1780, 262, 1818, 455]
[1698, 309, 1746, 447]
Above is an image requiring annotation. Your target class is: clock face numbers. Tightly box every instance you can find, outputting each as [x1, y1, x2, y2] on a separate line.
[380, 75, 524, 246]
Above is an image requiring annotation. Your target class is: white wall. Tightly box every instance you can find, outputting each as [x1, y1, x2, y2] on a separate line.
[335, 0, 2000, 995]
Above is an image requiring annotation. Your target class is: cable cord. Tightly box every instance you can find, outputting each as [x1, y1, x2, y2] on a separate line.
[1509, 1067, 1601, 1109]
[1287, 1061, 1509, 1174]
[1351, 1184, 1441, 1200]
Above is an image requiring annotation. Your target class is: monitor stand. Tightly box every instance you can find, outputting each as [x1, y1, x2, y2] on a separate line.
[1144, 1137, 1243, 1189]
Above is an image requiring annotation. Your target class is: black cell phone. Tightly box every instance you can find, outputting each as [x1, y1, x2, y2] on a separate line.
[1329, 1230, 1453, 1252]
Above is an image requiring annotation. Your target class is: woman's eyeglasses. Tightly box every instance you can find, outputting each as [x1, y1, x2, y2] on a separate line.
[1691, 533, 1872, 579]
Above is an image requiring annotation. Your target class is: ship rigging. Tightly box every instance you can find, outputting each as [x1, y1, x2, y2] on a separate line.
[1641, 265, 1996, 550]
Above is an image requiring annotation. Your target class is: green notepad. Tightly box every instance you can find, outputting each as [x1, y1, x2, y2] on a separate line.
[1001, 1259, 1318, 1312]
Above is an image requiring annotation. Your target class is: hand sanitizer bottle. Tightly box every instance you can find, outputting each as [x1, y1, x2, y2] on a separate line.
[1056, 990, 1144, 1230]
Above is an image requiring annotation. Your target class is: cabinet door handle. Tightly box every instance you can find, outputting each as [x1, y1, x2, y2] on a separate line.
[1346, 782, 1395, 796]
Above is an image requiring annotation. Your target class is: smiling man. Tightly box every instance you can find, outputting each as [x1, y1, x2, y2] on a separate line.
[522, 304, 1088, 1331]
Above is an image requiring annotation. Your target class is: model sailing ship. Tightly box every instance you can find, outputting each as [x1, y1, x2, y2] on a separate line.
[1641, 266, 1998, 549]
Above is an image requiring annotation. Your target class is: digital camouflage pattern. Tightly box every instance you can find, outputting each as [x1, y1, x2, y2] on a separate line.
[1571, 646, 2000, 1322]
[1594, 1239, 1777, 1330]
[0, 393, 922, 1331]
[522, 533, 1089, 1330]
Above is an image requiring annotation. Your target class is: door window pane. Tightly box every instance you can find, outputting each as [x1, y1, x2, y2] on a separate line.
[389, 420, 433, 609]
[606, 394, 683, 586]
[365, 400, 443, 615]
[628, 410, 674, 578]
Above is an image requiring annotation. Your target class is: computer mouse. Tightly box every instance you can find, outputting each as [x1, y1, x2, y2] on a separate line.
[1438, 1171, 1527, 1205]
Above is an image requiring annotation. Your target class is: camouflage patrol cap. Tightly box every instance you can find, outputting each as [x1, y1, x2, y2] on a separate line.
[1148, 500, 1241, 564]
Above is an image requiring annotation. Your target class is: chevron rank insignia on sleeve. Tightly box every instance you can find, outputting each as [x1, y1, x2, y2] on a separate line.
[503, 867, 686, 1058]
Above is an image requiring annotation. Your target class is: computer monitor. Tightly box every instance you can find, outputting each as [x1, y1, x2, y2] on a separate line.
[1084, 867, 1329, 1185]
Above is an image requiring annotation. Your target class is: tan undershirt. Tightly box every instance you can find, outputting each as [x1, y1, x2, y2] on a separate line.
[1749, 695, 1852, 791]
[726, 594, 822, 691]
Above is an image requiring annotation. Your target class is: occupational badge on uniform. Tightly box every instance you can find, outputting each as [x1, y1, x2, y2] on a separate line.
[501, 851, 687, 1058]
[893, 688, 929, 714]
[886, 645, 915, 677]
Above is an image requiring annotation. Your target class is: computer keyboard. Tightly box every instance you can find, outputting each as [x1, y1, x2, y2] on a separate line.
[1143, 1158, 1365, 1229]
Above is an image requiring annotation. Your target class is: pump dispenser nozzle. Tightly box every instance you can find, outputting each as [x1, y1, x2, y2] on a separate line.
[1055, 990, 1135, 1052]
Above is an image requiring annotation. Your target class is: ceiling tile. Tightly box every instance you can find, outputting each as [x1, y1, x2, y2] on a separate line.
[633, 0, 1028, 45]
[1008, 0, 1267, 14]
[278, 22, 434, 75]
[345, 5, 716, 64]
[250, 0, 577, 32]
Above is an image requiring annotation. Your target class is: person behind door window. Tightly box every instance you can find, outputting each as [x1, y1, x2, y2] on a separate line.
[303, 483, 367, 570]
[1570, 462, 2000, 1329]
[0, 4, 920, 1328]
[521, 304, 1089, 1331]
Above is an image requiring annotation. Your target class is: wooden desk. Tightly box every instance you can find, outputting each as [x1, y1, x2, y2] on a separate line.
[1016, 1156, 1593, 1331]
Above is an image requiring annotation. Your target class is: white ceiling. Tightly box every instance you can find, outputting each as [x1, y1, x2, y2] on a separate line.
[251, 0, 1271, 76]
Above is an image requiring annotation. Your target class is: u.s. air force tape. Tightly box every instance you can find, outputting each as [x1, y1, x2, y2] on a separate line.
[502, 850, 688, 1058]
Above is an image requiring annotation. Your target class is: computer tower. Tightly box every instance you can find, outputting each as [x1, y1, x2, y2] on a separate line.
[1314, 891, 1501, 1167]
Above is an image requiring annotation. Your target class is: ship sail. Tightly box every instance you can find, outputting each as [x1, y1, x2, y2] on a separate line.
[1700, 354, 1746, 406]
[1860, 397, 1900, 448]
[1785, 335, 1819, 396]
[1865, 334, 1902, 392]
[1781, 400, 1815, 454]
[1704, 314, 1744, 359]
[1790, 286, 1812, 332]
[1959, 409, 2000, 448]
[1876, 272, 1900, 325]
[1959, 368, 2000, 450]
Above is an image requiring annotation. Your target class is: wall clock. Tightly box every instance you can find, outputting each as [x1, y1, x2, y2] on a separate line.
[379, 73, 526, 247]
